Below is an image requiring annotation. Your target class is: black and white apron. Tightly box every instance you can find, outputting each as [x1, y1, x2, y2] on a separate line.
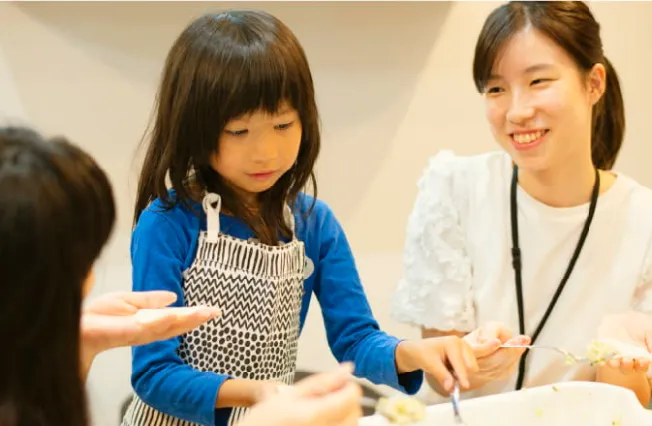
[122, 193, 306, 426]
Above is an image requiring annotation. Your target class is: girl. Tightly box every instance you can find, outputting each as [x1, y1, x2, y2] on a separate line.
[0, 126, 218, 426]
[122, 9, 486, 426]
[393, 1, 652, 407]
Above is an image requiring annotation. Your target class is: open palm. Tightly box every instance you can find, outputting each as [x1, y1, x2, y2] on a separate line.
[81, 291, 221, 355]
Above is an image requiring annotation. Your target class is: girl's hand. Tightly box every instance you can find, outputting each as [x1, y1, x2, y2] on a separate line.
[395, 335, 480, 392]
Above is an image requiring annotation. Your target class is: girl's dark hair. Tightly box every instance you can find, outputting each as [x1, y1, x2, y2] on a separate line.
[473, 1, 624, 170]
[134, 10, 320, 244]
[0, 126, 115, 426]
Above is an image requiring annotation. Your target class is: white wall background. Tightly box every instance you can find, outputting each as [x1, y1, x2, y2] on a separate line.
[1, 1, 651, 425]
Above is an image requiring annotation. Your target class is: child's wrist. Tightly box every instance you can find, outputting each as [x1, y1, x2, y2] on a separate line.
[395, 340, 419, 374]
[216, 379, 287, 408]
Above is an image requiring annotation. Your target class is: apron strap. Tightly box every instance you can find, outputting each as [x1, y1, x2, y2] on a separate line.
[202, 193, 222, 243]
[203, 192, 296, 243]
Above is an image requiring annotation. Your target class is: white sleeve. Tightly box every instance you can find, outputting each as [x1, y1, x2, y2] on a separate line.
[391, 150, 476, 332]
[633, 242, 652, 315]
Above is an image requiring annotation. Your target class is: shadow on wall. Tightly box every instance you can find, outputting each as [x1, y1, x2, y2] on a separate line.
[14, 0, 453, 222]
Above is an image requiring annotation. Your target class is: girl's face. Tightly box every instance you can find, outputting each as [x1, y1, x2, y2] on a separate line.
[211, 102, 302, 200]
[483, 27, 605, 173]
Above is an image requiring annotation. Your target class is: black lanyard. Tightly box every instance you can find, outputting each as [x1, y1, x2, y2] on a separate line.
[510, 165, 600, 390]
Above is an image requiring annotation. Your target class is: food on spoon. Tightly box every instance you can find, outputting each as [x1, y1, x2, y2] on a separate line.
[561, 340, 619, 366]
[585, 340, 619, 366]
[375, 395, 426, 425]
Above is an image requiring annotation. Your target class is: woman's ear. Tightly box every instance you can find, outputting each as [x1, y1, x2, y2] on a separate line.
[587, 63, 607, 106]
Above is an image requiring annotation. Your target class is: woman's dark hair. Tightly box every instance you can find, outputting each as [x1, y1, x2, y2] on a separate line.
[472, 1, 624, 170]
[134, 9, 320, 244]
[0, 126, 116, 426]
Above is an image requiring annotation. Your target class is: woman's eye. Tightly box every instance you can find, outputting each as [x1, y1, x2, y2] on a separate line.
[486, 86, 503, 94]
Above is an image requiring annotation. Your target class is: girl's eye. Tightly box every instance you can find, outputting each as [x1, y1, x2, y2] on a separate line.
[486, 86, 503, 94]
[532, 78, 550, 85]
[225, 129, 248, 136]
[275, 121, 294, 130]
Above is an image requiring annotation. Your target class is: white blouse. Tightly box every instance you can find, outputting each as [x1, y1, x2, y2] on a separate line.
[392, 150, 652, 403]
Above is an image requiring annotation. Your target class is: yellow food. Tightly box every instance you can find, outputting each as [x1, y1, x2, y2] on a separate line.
[375, 396, 426, 425]
[586, 340, 619, 366]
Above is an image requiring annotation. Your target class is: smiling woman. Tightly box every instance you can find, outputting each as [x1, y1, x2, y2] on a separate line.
[392, 0, 652, 408]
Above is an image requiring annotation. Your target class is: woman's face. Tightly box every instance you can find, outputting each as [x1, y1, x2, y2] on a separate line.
[483, 27, 605, 173]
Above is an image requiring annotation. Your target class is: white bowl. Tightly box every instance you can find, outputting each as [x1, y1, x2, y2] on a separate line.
[359, 381, 652, 426]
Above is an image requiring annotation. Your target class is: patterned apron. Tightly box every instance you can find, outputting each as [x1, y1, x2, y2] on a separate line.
[122, 193, 306, 426]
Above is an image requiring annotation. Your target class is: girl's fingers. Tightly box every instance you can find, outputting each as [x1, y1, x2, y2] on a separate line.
[444, 340, 470, 389]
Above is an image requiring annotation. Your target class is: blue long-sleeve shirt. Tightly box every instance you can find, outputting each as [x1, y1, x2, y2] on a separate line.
[130, 193, 423, 425]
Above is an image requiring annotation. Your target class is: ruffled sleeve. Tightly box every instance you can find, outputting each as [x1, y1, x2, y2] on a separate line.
[391, 150, 476, 332]
[633, 242, 652, 314]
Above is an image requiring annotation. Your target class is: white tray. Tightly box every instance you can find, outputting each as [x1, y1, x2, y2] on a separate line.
[359, 381, 652, 426]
